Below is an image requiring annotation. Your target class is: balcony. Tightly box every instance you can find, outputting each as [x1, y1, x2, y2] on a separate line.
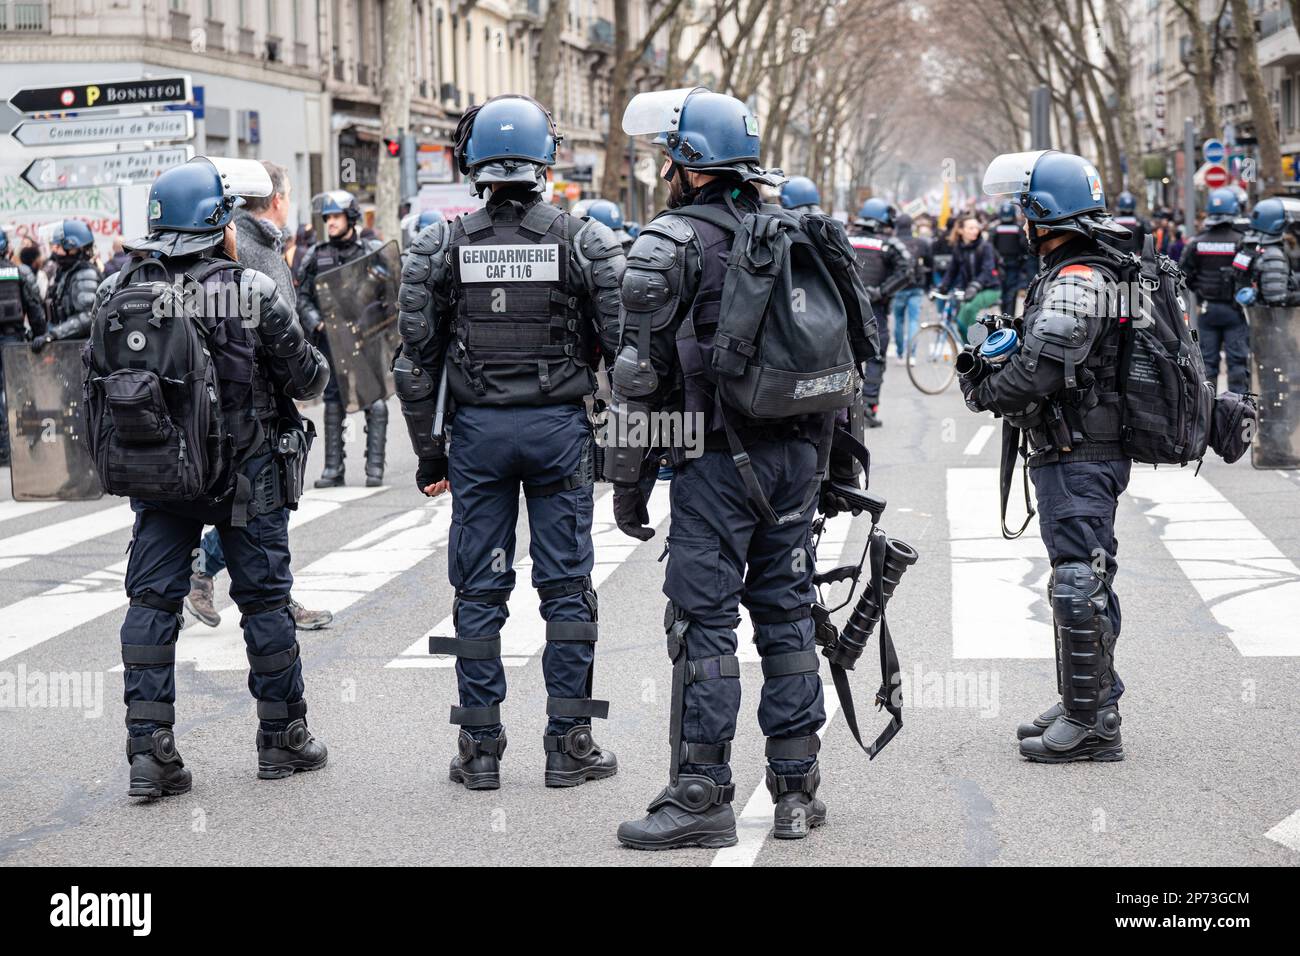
[589, 17, 614, 49]
[1259, 8, 1300, 68]
[357, 62, 372, 87]
[294, 41, 310, 68]
[238, 26, 256, 56]
[0, 1, 48, 31]
[510, 0, 541, 22]
[266, 35, 282, 62]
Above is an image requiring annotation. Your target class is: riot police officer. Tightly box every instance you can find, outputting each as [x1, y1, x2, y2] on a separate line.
[606, 87, 879, 849]
[583, 199, 635, 252]
[779, 176, 824, 214]
[1110, 190, 1149, 256]
[849, 198, 911, 426]
[401, 209, 446, 250]
[964, 150, 1133, 763]
[30, 219, 100, 353]
[1233, 197, 1300, 307]
[0, 229, 45, 465]
[989, 201, 1034, 315]
[394, 94, 625, 791]
[91, 157, 330, 798]
[297, 191, 390, 487]
[1182, 188, 1249, 393]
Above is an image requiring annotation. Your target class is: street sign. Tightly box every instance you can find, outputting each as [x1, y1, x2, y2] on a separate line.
[20, 146, 191, 192]
[1204, 164, 1230, 189]
[9, 76, 191, 114]
[1203, 138, 1226, 165]
[11, 111, 193, 148]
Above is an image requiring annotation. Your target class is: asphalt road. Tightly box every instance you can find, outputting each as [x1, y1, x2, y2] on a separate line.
[1, 337, 1298, 867]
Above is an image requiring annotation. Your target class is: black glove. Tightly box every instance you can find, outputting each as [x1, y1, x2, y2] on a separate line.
[818, 480, 864, 519]
[416, 456, 447, 493]
[29, 334, 51, 354]
[612, 482, 654, 541]
[958, 369, 984, 413]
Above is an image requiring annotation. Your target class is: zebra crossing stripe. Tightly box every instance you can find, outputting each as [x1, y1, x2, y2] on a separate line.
[947, 468, 1051, 659]
[0, 499, 61, 527]
[387, 486, 671, 669]
[1127, 469, 1300, 656]
[0, 503, 134, 573]
[0, 485, 383, 666]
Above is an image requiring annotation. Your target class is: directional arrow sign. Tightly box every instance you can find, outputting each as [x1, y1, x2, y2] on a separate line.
[20, 146, 191, 192]
[12, 111, 194, 147]
[9, 76, 191, 114]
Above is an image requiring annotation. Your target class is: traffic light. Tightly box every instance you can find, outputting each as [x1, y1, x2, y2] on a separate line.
[383, 138, 401, 158]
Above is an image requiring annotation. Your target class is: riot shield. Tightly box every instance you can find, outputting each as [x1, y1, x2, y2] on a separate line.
[315, 240, 401, 413]
[1248, 305, 1300, 469]
[3, 340, 102, 500]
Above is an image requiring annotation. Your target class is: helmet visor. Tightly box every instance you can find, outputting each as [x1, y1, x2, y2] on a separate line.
[205, 157, 273, 198]
[982, 150, 1052, 197]
[622, 88, 705, 137]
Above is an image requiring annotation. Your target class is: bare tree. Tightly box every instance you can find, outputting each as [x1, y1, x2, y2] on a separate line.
[376, 0, 411, 243]
[1172, 0, 1224, 140]
[533, 0, 569, 110]
[1229, 0, 1283, 195]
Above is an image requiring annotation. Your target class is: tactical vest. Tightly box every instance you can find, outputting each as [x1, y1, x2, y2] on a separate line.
[447, 200, 591, 406]
[312, 235, 370, 274]
[51, 261, 94, 327]
[0, 265, 23, 335]
[1187, 226, 1240, 302]
[991, 223, 1028, 268]
[1021, 257, 1124, 460]
[851, 235, 888, 290]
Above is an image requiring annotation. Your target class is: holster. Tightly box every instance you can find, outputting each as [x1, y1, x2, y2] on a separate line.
[274, 418, 314, 509]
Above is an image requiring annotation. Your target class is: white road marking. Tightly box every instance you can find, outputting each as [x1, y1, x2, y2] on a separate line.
[0, 503, 134, 573]
[1265, 809, 1300, 853]
[388, 487, 671, 668]
[0, 485, 382, 665]
[1127, 469, 1300, 656]
[963, 424, 996, 457]
[947, 468, 1050, 658]
[710, 687, 842, 867]
[0, 499, 61, 526]
[119, 491, 447, 672]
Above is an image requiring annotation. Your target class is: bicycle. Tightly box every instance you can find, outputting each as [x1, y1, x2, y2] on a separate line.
[906, 290, 966, 394]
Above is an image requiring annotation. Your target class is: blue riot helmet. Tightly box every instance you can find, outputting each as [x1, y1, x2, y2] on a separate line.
[1204, 187, 1240, 226]
[622, 87, 785, 187]
[569, 198, 596, 219]
[983, 149, 1128, 252]
[455, 94, 559, 195]
[0, 228, 8, 257]
[126, 157, 273, 256]
[400, 208, 445, 248]
[780, 176, 821, 210]
[998, 201, 1017, 224]
[1247, 197, 1300, 236]
[856, 197, 894, 230]
[585, 199, 625, 231]
[52, 219, 95, 253]
[314, 189, 361, 224]
[1115, 190, 1137, 214]
[625, 221, 641, 240]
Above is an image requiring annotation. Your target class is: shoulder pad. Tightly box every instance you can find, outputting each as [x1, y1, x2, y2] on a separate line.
[96, 270, 125, 299]
[575, 218, 623, 260]
[642, 214, 695, 245]
[626, 230, 686, 272]
[409, 219, 449, 257]
[1031, 270, 1106, 354]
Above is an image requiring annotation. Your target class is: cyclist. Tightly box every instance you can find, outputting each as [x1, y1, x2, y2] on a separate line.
[937, 214, 1000, 340]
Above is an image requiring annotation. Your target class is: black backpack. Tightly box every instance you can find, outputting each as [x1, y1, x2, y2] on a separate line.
[670, 204, 874, 523]
[1057, 236, 1212, 466]
[84, 256, 232, 501]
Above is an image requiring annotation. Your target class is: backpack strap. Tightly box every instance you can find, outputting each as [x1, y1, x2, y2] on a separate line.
[720, 400, 834, 526]
[670, 205, 741, 234]
[459, 206, 496, 241]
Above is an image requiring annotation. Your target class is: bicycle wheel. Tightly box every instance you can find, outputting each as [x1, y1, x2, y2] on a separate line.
[907, 322, 961, 394]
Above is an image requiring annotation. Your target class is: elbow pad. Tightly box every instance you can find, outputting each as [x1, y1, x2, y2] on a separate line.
[393, 352, 441, 458]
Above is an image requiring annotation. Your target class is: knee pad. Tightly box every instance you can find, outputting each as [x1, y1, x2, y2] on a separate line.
[537, 576, 596, 620]
[1050, 561, 1108, 626]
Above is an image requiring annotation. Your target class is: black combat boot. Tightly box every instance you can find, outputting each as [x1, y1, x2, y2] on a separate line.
[363, 399, 387, 487]
[127, 727, 192, 800]
[257, 718, 329, 779]
[1016, 701, 1064, 740]
[1020, 705, 1122, 762]
[767, 762, 827, 840]
[617, 775, 738, 850]
[314, 401, 345, 488]
[449, 731, 506, 791]
[543, 725, 618, 788]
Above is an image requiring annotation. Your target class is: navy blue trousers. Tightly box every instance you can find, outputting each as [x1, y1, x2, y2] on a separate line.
[1029, 458, 1131, 705]
[665, 439, 826, 787]
[446, 403, 598, 738]
[121, 454, 302, 736]
[1198, 300, 1250, 395]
